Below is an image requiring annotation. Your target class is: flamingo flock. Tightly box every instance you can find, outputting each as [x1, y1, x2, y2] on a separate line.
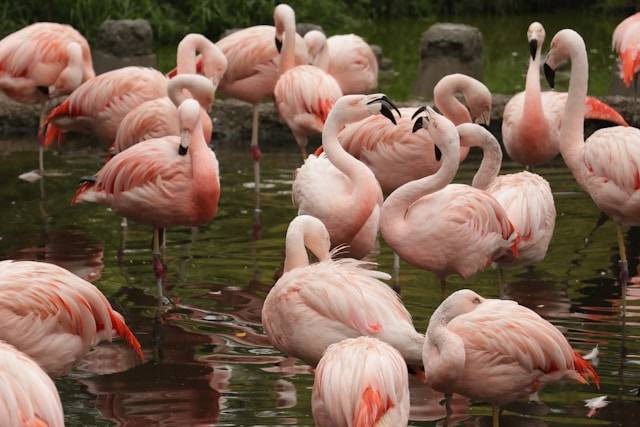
[2, 4, 639, 426]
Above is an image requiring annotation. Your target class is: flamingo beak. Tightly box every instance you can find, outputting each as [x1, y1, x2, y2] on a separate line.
[179, 129, 189, 155]
[275, 37, 283, 53]
[412, 116, 424, 133]
[367, 95, 400, 125]
[474, 110, 491, 126]
[411, 105, 427, 120]
[544, 63, 555, 88]
[529, 39, 538, 60]
[434, 145, 442, 161]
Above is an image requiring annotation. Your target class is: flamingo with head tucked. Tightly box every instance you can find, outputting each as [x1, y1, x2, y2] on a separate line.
[613, 12, 640, 96]
[502, 22, 627, 167]
[261, 215, 424, 371]
[423, 289, 599, 427]
[312, 337, 410, 427]
[380, 107, 519, 292]
[0, 22, 94, 179]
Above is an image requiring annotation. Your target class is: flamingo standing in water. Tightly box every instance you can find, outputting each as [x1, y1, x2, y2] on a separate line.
[613, 12, 640, 96]
[380, 107, 519, 292]
[261, 215, 424, 369]
[457, 123, 556, 268]
[502, 22, 627, 167]
[0, 341, 64, 426]
[0, 23, 94, 179]
[544, 28, 640, 300]
[274, 4, 342, 159]
[292, 94, 399, 259]
[423, 289, 599, 426]
[0, 260, 142, 376]
[312, 337, 409, 427]
[43, 33, 225, 146]
[71, 98, 220, 288]
[305, 32, 378, 94]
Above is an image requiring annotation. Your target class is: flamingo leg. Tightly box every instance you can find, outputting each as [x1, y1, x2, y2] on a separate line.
[392, 252, 401, 294]
[250, 105, 262, 213]
[299, 144, 307, 160]
[440, 277, 447, 299]
[634, 74, 638, 105]
[498, 266, 505, 298]
[616, 224, 628, 317]
[37, 100, 50, 176]
[492, 405, 500, 427]
[152, 228, 167, 301]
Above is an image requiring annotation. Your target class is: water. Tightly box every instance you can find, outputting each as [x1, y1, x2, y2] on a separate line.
[1, 134, 639, 426]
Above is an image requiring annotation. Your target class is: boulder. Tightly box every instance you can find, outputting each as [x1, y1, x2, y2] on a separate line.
[414, 23, 483, 99]
[93, 19, 156, 74]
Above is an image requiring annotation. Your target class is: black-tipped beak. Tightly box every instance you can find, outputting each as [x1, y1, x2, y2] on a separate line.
[434, 145, 442, 161]
[529, 39, 538, 60]
[367, 95, 401, 124]
[275, 37, 282, 53]
[543, 63, 555, 88]
[411, 105, 427, 120]
[380, 104, 397, 125]
[411, 116, 423, 133]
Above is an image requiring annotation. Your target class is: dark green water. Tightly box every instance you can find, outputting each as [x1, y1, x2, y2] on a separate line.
[0, 132, 638, 425]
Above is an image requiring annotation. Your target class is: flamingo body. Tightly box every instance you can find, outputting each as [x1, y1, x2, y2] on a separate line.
[0, 23, 94, 103]
[0, 260, 142, 376]
[312, 337, 409, 427]
[0, 341, 64, 427]
[613, 12, 640, 86]
[325, 34, 378, 95]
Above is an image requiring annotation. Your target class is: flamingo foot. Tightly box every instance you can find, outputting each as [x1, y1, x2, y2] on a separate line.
[250, 145, 261, 161]
[153, 257, 166, 279]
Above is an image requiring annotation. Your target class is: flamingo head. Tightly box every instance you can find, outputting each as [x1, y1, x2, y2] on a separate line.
[463, 79, 492, 126]
[432, 289, 484, 324]
[527, 22, 546, 60]
[274, 4, 295, 53]
[201, 45, 228, 90]
[330, 94, 400, 128]
[178, 99, 202, 155]
[411, 106, 458, 161]
[284, 216, 331, 271]
[49, 42, 84, 97]
[301, 215, 332, 262]
[544, 29, 582, 89]
[304, 30, 327, 58]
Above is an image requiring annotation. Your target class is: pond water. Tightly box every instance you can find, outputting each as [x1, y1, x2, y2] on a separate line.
[0, 132, 639, 426]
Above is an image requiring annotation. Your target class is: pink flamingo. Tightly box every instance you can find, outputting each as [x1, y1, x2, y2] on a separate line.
[613, 12, 640, 93]
[292, 94, 399, 259]
[305, 32, 378, 95]
[423, 289, 599, 426]
[273, 4, 342, 159]
[261, 215, 424, 370]
[43, 33, 225, 147]
[312, 337, 409, 427]
[0, 260, 143, 376]
[0, 22, 94, 179]
[544, 28, 640, 297]
[71, 98, 219, 282]
[380, 107, 519, 291]
[112, 73, 218, 155]
[457, 123, 556, 268]
[502, 22, 627, 167]
[0, 341, 64, 426]
[332, 73, 490, 194]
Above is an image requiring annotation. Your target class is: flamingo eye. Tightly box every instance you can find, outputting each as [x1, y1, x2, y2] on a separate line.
[472, 297, 481, 304]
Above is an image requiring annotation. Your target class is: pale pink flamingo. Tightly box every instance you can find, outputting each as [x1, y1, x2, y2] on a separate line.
[311, 337, 409, 427]
[0, 260, 143, 376]
[305, 32, 378, 95]
[331, 73, 490, 194]
[273, 4, 342, 159]
[292, 94, 399, 259]
[0, 341, 64, 426]
[457, 123, 556, 268]
[0, 22, 94, 179]
[502, 22, 627, 167]
[544, 28, 640, 302]
[380, 107, 519, 291]
[423, 289, 599, 426]
[43, 33, 225, 147]
[71, 98, 219, 285]
[112, 73, 218, 155]
[261, 215, 424, 370]
[613, 12, 640, 94]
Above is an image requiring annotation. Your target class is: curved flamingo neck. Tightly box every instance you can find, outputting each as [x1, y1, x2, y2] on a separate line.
[381, 131, 460, 239]
[314, 42, 330, 71]
[434, 76, 472, 125]
[278, 8, 297, 73]
[457, 124, 502, 190]
[522, 45, 548, 130]
[177, 35, 201, 74]
[168, 75, 213, 109]
[425, 311, 465, 383]
[560, 34, 589, 184]
[284, 220, 310, 272]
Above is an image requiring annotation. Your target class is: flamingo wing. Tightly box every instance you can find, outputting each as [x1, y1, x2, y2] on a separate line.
[113, 97, 178, 153]
[326, 34, 378, 94]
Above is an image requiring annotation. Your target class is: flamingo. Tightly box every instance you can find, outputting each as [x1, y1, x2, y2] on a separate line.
[613, 12, 640, 96]
[0, 341, 64, 426]
[333, 73, 491, 194]
[0, 260, 143, 376]
[305, 32, 378, 95]
[380, 107, 519, 292]
[544, 28, 640, 304]
[292, 94, 399, 259]
[71, 98, 220, 285]
[502, 22, 627, 167]
[273, 3, 343, 159]
[0, 22, 94, 179]
[311, 337, 409, 427]
[423, 289, 599, 426]
[112, 73, 218, 155]
[261, 215, 424, 370]
[457, 123, 556, 268]
[43, 33, 225, 147]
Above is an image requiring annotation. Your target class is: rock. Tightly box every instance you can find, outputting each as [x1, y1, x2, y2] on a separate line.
[370, 44, 384, 64]
[93, 20, 156, 74]
[414, 23, 484, 99]
[380, 57, 394, 71]
[296, 23, 324, 36]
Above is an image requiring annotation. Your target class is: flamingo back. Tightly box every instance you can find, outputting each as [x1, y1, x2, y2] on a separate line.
[613, 13, 640, 86]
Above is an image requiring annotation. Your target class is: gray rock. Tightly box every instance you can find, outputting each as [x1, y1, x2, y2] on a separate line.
[414, 23, 484, 99]
[91, 51, 157, 75]
[296, 23, 324, 36]
[96, 19, 154, 56]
